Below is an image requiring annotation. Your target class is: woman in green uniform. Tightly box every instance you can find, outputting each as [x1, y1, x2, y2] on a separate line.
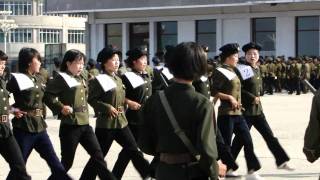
[7, 48, 71, 180]
[139, 42, 219, 180]
[0, 50, 31, 180]
[112, 47, 153, 179]
[210, 43, 262, 179]
[44, 49, 116, 180]
[81, 46, 151, 179]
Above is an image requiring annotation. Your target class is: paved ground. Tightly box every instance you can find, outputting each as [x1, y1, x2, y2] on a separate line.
[0, 92, 320, 180]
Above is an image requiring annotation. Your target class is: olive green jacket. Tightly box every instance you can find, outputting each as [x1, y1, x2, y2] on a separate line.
[238, 64, 263, 116]
[7, 73, 47, 133]
[211, 64, 242, 116]
[304, 90, 320, 162]
[88, 73, 128, 129]
[0, 77, 12, 138]
[44, 71, 89, 125]
[139, 82, 218, 179]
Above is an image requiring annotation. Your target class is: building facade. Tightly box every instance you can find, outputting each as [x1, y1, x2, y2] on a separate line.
[0, 0, 86, 70]
[47, 0, 320, 62]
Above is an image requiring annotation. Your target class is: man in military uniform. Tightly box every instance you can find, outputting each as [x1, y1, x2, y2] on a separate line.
[87, 58, 100, 80]
[231, 42, 293, 172]
[265, 57, 276, 94]
[0, 50, 31, 180]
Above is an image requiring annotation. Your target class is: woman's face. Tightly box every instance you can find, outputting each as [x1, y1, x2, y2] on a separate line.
[0, 60, 6, 76]
[245, 49, 259, 65]
[226, 53, 239, 67]
[67, 57, 84, 76]
[133, 55, 147, 72]
[104, 54, 120, 74]
[28, 57, 41, 74]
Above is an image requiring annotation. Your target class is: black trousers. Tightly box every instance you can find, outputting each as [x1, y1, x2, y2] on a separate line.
[231, 114, 290, 166]
[13, 129, 71, 180]
[265, 76, 275, 94]
[81, 126, 150, 180]
[59, 125, 116, 180]
[217, 115, 261, 172]
[112, 124, 146, 179]
[216, 128, 238, 171]
[0, 135, 31, 180]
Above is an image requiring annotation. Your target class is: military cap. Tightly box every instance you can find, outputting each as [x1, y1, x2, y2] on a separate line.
[242, 42, 262, 52]
[219, 43, 240, 57]
[126, 47, 148, 61]
[97, 45, 121, 63]
[88, 58, 96, 66]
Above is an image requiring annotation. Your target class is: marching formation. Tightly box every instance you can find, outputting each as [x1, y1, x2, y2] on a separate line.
[0, 41, 319, 180]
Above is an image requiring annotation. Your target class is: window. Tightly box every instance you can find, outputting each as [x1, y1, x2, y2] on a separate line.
[0, 28, 32, 43]
[105, 24, 122, 50]
[9, 28, 32, 43]
[68, 13, 87, 18]
[196, 19, 216, 57]
[39, 29, 61, 43]
[157, 21, 177, 51]
[68, 30, 85, 44]
[0, 1, 32, 16]
[296, 16, 319, 56]
[129, 23, 149, 51]
[252, 18, 276, 51]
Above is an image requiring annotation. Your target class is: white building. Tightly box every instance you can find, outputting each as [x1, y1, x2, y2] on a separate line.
[46, 0, 320, 61]
[0, 0, 86, 70]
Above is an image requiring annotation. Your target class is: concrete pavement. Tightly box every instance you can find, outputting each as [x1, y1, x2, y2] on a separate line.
[0, 92, 319, 179]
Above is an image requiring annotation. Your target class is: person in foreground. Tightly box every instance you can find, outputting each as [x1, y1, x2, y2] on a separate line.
[139, 42, 225, 180]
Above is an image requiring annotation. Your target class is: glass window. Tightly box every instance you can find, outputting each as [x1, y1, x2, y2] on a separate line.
[39, 29, 61, 43]
[105, 24, 122, 50]
[0, 1, 32, 16]
[296, 16, 319, 56]
[130, 23, 149, 51]
[68, 30, 85, 44]
[252, 18, 276, 51]
[196, 19, 216, 57]
[157, 21, 177, 51]
[0, 28, 32, 43]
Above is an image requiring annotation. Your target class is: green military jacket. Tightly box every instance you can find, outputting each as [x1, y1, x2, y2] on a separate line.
[44, 71, 89, 125]
[211, 64, 242, 116]
[266, 62, 276, 77]
[293, 63, 302, 78]
[139, 82, 218, 179]
[121, 70, 152, 125]
[259, 64, 267, 78]
[238, 64, 263, 116]
[0, 77, 12, 138]
[88, 68, 100, 79]
[88, 73, 128, 129]
[7, 73, 47, 133]
[304, 90, 320, 162]
[302, 63, 311, 80]
[275, 63, 282, 78]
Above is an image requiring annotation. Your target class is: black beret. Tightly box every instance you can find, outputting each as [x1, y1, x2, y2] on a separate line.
[126, 47, 148, 60]
[242, 42, 262, 52]
[97, 45, 121, 63]
[219, 43, 240, 57]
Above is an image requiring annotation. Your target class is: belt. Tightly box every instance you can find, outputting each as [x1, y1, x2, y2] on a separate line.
[160, 153, 193, 164]
[27, 109, 43, 117]
[73, 106, 87, 113]
[0, 115, 8, 122]
[117, 106, 124, 113]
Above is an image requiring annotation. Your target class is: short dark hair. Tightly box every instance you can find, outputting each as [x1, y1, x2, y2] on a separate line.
[0, 50, 8, 61]
[60, 49, 86, 72]
[167, 42, 207, 81]
[18, 48, 41, 73]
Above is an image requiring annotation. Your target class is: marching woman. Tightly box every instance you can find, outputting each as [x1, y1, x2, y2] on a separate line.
[81, 46, 151, 179]
[112, 47, 152, 179]
[7, 48, 71, 180]
[210, 43, 262, 179]
[43, 49, 116, 180]
[0, 50, 31, 180]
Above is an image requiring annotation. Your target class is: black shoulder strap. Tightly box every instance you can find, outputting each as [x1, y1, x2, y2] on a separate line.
[158, 91, 200, 161]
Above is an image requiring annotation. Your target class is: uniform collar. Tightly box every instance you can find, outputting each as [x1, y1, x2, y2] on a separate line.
[171, 81, 195, 91]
